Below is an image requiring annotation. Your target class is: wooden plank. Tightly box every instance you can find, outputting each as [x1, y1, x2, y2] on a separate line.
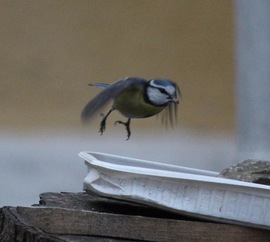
[0, 207, 133, 242]
[0, 207, 64, 242]
[3, 192, 270, 241]
[37, 192, 194, 220]
[17, 206, 270, 242]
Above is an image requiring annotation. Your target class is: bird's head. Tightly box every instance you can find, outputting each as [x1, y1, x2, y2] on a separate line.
[146, 79, 180, 106]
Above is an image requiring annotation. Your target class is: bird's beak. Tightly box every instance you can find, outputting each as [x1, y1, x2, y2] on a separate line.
[171, 97, 179, 104]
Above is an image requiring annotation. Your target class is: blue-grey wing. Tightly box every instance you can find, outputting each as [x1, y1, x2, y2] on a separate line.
[160, 102, 178, 128]
[159, 83, 181, 127]
[89, 83, 110, 89]
[81, 77, 146, 121]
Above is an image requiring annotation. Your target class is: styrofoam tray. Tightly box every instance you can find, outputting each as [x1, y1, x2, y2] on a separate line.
[79, 151, 270, 229]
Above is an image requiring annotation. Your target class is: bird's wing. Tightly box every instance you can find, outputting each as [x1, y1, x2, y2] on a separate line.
[89, 83, 110, 89]
[160, 102, 178, 128]
[159, 82, 181, 128]
[81, 77, 146, 121]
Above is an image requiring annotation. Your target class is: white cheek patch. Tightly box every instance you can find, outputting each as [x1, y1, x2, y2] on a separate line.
[147, 87, 169, 105]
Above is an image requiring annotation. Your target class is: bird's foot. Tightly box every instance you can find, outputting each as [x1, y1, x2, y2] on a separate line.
[114, 119, 131, 140]
[99, 113, 106, 135]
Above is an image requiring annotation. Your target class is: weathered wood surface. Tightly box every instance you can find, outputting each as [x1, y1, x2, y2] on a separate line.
[219, 159, 270, 185]
[1, 192, 270, 242]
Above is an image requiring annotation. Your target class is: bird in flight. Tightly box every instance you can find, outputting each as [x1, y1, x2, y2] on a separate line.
[81, 77, 180, 140]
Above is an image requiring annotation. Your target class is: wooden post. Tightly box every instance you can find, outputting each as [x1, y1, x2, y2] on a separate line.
[1, 192, 270, 241]
[234, 0, 270, 160]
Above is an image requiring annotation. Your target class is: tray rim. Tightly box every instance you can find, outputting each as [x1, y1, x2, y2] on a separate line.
[79, 151, 270, 192]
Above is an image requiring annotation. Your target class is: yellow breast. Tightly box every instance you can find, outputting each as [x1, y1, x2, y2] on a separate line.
[113, 86, 165, 118]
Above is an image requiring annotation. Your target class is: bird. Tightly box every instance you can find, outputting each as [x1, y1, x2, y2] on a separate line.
[81, 77, 180, 140]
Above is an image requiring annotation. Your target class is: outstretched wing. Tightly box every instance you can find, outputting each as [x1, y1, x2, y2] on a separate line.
[89, 83, 110, 89]
[160, 82, 181, 128]
[81, 77, 146, 121]
[160, 102, 178, 128]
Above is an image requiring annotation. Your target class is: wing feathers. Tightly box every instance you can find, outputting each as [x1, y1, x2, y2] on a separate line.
[81, 77, 180, 127]
[89, 83, 110, 89]
[81, 77, 146, 121]
[160, 82, 180, 128]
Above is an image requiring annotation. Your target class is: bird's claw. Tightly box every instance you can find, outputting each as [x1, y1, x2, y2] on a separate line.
[99, 113, 106, 135]
[114, 119, 131, 140]
[99, 120, 106, 135]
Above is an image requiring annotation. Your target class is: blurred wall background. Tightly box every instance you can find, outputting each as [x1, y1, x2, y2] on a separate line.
[0, 1, 235, 206]
[0, 0, 234, 132]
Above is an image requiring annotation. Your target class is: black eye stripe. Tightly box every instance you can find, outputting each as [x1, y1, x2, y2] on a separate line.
[158, 88, 168, 94]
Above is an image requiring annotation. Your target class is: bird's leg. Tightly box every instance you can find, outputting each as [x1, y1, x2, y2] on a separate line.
[114, 118, 131, 140]
[99, 109, 114, 135]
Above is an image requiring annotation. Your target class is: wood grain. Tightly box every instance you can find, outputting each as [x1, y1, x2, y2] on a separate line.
[1, 192, 270, 242]
[17, 206, 270, 241]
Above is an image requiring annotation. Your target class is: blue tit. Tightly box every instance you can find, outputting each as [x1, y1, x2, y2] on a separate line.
[81, 77, 180, 140]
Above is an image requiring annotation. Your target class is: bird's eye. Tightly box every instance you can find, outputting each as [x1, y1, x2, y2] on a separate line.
[159, 88, 167, 94]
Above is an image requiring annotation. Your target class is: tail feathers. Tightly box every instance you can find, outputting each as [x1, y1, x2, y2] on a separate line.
[89, 83, 109, 89]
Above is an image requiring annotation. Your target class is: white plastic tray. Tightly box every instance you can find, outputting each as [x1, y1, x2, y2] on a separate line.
[79, 151, 270, 229]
